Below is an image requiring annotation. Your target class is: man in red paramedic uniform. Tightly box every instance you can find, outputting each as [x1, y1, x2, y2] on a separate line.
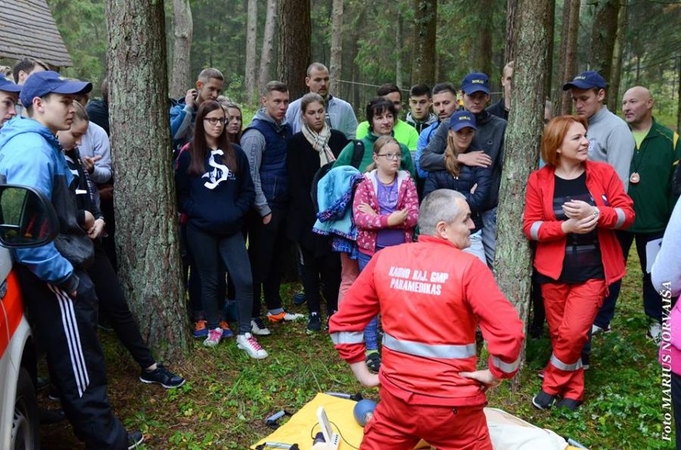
[329, 189, 525, 450]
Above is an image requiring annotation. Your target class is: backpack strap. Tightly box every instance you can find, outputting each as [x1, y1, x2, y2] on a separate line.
[350, 139, 365, 169]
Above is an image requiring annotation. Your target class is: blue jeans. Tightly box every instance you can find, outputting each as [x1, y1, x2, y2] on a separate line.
[358, 251, 380, 351]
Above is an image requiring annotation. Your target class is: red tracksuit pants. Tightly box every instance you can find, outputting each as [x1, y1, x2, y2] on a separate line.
[360, 387, 493, 450]
[541, 279, 606, 401]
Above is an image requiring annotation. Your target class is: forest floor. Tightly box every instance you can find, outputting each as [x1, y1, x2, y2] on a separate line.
[39, 255, 675, 449]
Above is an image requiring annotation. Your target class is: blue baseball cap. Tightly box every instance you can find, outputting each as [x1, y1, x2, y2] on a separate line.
[562, 71, 608, 91]
[448, 110, 477, 132]
[0, 74, 21, 94]
[20, 71, 92, 107]
[460, 72, 490, 95]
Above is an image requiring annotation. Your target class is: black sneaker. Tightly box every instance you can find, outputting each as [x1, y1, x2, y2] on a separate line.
[307, 312, 322, 334]
[139, 364, 185, 389]
[128, 430, 144, 449]
[556, 398, 581, 411]
[531, 390, 555, 410]
[48, 384, 60, 402]
[366, 352, 381, 373]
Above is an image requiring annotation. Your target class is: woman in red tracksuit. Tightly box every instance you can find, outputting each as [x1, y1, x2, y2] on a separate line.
[523, 115, 634, 411]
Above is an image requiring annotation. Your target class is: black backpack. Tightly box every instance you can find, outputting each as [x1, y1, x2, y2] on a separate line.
[310, 140, 365, 213]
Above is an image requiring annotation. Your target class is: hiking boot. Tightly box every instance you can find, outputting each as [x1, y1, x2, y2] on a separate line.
[531, 390, 555, 410]
[556, 398, 581, 411]
[306, 312, 322, 334]
[647, 322, 662, 345]
[267, 310, 305, 323]
[193, 320, 208, 339]
[203, 328, 222, 347]
[251, 317, 272, 336]
[218, 320, 234, 338]
[236, 333, 268, 359]
[139, 364, 186, 389]
[366, 352, 381, 373]
[127, 430, 144, 449]
[293, 292, 306, 306]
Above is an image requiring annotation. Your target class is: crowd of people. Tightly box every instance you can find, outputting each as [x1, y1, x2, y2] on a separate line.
[0, 55, 679, 448]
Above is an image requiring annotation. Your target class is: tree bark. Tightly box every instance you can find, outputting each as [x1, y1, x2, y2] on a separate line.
[395, 12, 403, 88]
[478, 0, 493, 77]
[106, 0, 189, 360]
[505, 0, 519, 63]
[589, 0, 620, 81]
[277, 0, 311, 100]
[259, 0, 277, 92]
[411, 0, 437, 86]
[330, 0, 344, 88]
[557, 0, 580, 115]
[607, 0, 628, 111]
[496, 0, 553, 361]
[677, 56, 681, 133]
[245, 0, 258, 103]
[169, 0, 193, 99]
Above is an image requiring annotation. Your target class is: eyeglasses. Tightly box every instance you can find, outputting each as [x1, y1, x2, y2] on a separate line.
[377, 153, 402, 161]
[204, 117, 226, 126]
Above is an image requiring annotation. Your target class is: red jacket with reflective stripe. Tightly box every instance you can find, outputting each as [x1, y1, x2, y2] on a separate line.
[329, 236, 525, 407]
[522, 161, 635, 286]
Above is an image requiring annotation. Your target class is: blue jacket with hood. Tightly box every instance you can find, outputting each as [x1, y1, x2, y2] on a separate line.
[0, 116, 93, 291]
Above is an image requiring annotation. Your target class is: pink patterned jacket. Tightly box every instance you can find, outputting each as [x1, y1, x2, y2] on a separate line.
[352, 170, 419, 255]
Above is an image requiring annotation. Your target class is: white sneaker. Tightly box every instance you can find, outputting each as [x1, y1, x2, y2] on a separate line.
[237, 333, 268, 359]
[251, 318, 272, 336]
[591, 324, 611, 335]
[648, 322, 662, 345]
[203, 328, 222, 347]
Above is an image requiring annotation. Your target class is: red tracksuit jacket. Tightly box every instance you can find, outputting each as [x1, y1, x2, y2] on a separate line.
[329, 235, 525, 407]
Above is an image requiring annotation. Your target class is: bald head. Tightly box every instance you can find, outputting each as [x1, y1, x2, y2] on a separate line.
[622, 86, 653, 130]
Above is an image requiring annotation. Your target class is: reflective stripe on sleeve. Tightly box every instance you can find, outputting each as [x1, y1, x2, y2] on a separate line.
[550, 353, 583, 372]
[491, 355, 521, 374]
[330, 331, 364, 345]
[614, 208, 625, 228]
[382, 332, 476, 359]
[530, 221, 542, 240]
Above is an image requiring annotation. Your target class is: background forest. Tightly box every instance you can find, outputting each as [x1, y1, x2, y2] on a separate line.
[45, 0, 681, 129]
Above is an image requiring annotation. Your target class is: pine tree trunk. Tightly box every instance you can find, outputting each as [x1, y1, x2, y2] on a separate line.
[169, 0, 193, 99]
[477, 0, 493, 77]
[259, 0, 277, 92]
[505, 0, 518, 62]
[395, 12, 403, 88]
[411, 0, 437, 86]
[589, 0, 620, 81]
[277, 0, 311, 100]
[330, 0, 344, 89]
[607, 0, 628, 111]
[496, 0, 554, 362]
[245, 0, 258, 103]
[557, 0, 580, 115]
[106, 0, 189, 360]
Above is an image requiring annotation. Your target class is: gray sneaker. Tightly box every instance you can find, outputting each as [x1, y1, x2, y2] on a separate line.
[251, 318, 272, 336]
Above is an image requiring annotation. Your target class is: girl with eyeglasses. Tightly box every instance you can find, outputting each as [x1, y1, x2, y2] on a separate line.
[352, 135, 419, 373]
[175, 100, 268, 357]
[422, 111, 492, 264]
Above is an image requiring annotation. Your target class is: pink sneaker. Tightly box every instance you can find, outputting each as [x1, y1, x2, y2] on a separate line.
[203, 328, 222, 347]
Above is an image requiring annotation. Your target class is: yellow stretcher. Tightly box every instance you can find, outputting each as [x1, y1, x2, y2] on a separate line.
[252, 393, 588, 450]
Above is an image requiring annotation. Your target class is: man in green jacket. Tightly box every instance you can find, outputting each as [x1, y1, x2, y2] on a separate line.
[616, 86, 680, 342]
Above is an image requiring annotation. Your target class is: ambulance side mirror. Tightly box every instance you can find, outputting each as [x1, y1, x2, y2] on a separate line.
[0, 185, 59, 248]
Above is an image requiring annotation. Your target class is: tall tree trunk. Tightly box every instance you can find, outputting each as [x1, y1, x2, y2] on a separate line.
[107, 0, 189, 360]
[557, 0, 580, 115]
[395, 12, 403, 88]
[411, 0, 437, 86]
[330, 0, 344, 89]
[505, 0, 519, 63]
[277, 0, 311, 100]
[607, 0, 628, 111]
[544, 0, 555, 100]
[496, 0, 553, 361]
[589, 0, 620, 81]
[259, 0, 277, 92]
[245, 0, 258, 103]
[478, 0, 493, 77]
[169, 0, 193, 99]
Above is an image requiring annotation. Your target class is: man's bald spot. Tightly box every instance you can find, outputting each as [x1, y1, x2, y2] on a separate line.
[625, 86, 652, 101]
